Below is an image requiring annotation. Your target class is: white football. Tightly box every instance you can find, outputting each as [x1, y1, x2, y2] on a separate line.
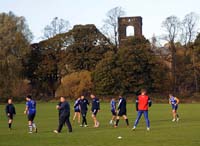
[118, 136, 122, 139]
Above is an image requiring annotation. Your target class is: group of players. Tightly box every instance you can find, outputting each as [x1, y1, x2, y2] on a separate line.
[4, 89, 180, 133]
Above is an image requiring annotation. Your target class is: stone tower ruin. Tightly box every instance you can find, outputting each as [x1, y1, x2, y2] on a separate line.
[118, 16, 143, 46]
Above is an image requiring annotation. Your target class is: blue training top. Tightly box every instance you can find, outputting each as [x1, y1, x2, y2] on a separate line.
[74, 99, 80, 111]
[26, 100, 36, 115]
[169, 96, 177, 105]
[110, 99, 116, 111]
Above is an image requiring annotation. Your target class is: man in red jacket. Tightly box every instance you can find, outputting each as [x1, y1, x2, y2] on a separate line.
[132, 89, 152, 131]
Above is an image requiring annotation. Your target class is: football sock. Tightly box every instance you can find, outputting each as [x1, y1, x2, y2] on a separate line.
[116, 119, 119, 126]
[9, 123, 11, 129]
[125, 119, 129, 126]
[29, 124, 33, 132]
[32, 123, 36, 128]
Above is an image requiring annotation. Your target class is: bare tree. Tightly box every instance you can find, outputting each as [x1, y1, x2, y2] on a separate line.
[181, 12, 199, 92]
[43, 17, 70, 39]
[181, 12, 199, 48]
[102, 6, 126, 48]
[162, 16, 181, 93]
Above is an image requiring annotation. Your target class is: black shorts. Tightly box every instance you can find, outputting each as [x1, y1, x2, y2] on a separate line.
[118, 110, 126, 117]
[92, 109, 98, 116]
[111, 110, 117, 116]
[8, 114, 14, 120]
[74, 109, 80, 113]
[28, 113, 36, 121]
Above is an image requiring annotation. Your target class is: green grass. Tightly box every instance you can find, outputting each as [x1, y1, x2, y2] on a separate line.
[0, 102, 199, 146]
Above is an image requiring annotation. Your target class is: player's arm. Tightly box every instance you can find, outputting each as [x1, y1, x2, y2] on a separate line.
[5, 105, 9, 115]
[148, 97, 152, 107]
[13, 105, 16, 115]
[135, 97, 139, 111]
[24, 106, 28, 114]
[56, 102, 61, 109]
[118, 99, 122, 110]
[169, 99, 171, 104]
[175, 97, 180, 104]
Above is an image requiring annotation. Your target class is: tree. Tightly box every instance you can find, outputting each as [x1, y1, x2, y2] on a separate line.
[162, 16, 181, 93]
[181, 12, 199, 92]
[0, 12, 32, 97]
[65, 24, 113, 71]
[92, 51, 120, 95]
[43, 17, 70, 39]
[193, 33, 200, 92]
[102, 6, 126, 48]
[92, 36, 169, 95]
[24, 24, 112, 98]
[56, 71, 93, 98]
[181, 12, 199, 48]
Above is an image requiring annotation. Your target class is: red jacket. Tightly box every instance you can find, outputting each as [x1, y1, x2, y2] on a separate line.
[136, 95, 152, 111]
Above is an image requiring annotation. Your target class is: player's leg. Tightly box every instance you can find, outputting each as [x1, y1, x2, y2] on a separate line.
[56, 116, 65, 133]
[8, 115, 13, 129]
[92, 110, 99, 127]
[143, 111, 150, 130]
[73, 112, 77, 122]
[84, 112, 88, 126]
[115, 114, 121, 127]
[28, 114, 33, 133]
[175, 105, 179, 121]
[132, 111, 143, 130]
[110, 110, 116, 125]
[123, 115, 129, 126]
[65, 116, 72, 132]
[31, 114, 37, 133]
[77, 112, 81, 124]
[172, 109, 176, 122]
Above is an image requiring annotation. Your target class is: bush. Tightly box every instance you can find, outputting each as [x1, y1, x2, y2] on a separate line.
[55, 70, 93, 98]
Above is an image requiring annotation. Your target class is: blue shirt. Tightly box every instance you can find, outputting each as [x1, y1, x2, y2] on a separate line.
[91, 97, 100, 111]
[169, 97, 177, 105]
[110, 99, 116, 111]
[74, 99, 80, 111]
[26, 100, 36, 115]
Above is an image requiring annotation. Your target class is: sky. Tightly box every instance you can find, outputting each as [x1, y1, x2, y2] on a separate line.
[0, 0, 200, 43]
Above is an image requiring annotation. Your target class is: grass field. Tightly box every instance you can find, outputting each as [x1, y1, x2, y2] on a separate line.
[0, 102, 199, 146]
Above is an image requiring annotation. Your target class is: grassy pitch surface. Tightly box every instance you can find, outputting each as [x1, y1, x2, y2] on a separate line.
[0, 102, 199, 146]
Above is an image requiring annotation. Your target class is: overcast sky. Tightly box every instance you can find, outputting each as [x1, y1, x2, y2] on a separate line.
[1, 0, 200, 43]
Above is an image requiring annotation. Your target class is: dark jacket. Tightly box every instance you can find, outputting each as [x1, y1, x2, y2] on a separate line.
[5, 104, 16, 115]
[59, 101, 70, 117]
[80, 98, 89, 112]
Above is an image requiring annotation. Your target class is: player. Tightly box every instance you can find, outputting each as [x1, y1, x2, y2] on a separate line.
[115, 95, 129, 127]
[5, 98, 16, 130]
[73, 97, 81, 124]
[132, 89, 152, 131]
[54, 96, 72, 133]
[24, 95, 37, 133]
[109, 97, 117, 125]
[79, 95, 89, 127]
[169, 94, 180, 122]
[90, 93, 100, 128]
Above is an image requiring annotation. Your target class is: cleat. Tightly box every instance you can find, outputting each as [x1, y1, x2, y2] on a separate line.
[34, 128, 38, 133]
[28, 131, 33, 134]
[80, 125, 83, 127]
[84, 125, 88, 127]
[109, 120, 113, 125]
[172, 119, 176, 122]
[132, 126, 136, 131]
[147, 127, 150, 131]
[176, 118, 179, 122]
